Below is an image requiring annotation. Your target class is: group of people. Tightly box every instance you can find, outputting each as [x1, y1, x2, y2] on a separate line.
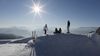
[43, 20, 70, 35]
[27, 20, 70, 48]
[54, 28, 62, 34]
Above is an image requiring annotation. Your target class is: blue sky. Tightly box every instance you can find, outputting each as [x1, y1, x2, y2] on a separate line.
[0, 0, 100, 30]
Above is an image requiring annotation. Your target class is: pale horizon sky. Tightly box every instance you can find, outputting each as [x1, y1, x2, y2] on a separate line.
[0, 0, 100, 30]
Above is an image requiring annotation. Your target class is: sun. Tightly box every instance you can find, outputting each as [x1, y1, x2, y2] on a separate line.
[32, 4, 41, 14]
[28, 1, 46, 17]
[31, 2, 44, 16]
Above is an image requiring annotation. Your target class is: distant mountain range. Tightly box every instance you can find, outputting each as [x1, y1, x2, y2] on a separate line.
[0, 27, 31, 37]
[71, 27, 98, 35]
[0, 27, 99, 37]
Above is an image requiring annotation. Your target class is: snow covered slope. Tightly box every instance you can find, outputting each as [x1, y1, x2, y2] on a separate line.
[0, 34, 100, 56]
[35, 34, 100, 56]
[0, 43, 35, 56]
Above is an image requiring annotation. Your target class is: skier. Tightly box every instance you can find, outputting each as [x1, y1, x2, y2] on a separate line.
[67, 20, 70, 33]
[43, 24, 48, 35]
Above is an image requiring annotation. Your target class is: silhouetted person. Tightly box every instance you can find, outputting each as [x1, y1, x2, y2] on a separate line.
[43, 24, 48, 35]
[59, 28, 62, 33]
[54, 28, 59, 34]
[67, 20, 70, 33]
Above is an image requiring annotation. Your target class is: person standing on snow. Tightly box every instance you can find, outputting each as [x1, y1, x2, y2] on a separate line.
[67, 20, 70, 33]
[43, 24, 48, 35]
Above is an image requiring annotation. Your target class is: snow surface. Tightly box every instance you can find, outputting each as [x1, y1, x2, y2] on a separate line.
[35, 33, 100, 56]
[0, 33, 100, 56]
[0, 43, 36, 56]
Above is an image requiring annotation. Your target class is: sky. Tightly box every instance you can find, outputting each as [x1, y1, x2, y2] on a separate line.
[0, 0, 100, 30]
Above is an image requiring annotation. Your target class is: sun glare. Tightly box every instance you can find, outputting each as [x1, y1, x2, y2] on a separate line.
[33, 5, 41, 13]
[31, 2, 44, 16]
